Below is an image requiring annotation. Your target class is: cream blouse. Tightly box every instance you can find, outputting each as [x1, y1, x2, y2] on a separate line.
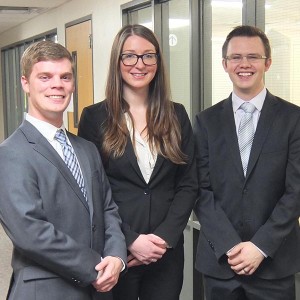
[125, 113, 157, 183]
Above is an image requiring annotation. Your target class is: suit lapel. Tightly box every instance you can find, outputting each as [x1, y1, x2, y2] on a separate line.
[124, 136, 164, 183]
[20, 121, 90, 212]
[67, 133, 93, 214]
[124, 137, 146, 182]
[222, 97, 244, 178]
[246, 93, 279, 179]
[149, 155, 164, 181]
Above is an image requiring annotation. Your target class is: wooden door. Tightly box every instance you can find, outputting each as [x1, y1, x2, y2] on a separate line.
[65, 19, 93, 134]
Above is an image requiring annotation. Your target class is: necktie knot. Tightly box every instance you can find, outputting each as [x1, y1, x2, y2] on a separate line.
[240, 102, 256, 114]
[55, 129, 67, 145]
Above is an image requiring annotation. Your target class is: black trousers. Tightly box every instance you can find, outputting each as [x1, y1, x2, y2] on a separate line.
[112, 242, 184, 300]
[203, 273, 295, 300]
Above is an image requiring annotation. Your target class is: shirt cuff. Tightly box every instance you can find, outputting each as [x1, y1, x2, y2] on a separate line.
[116, 256, 126, 272]
[253, 244, 267, 258]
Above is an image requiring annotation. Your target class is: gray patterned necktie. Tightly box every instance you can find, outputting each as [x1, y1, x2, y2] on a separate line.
[238, 102, 256, 176]
[55, 129, 87, 200]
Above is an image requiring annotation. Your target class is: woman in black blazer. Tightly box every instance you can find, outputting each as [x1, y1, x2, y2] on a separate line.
[78, 24, 198, 300]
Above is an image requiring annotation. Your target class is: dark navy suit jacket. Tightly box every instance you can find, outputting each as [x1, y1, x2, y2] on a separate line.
[194, 91, 300, 279]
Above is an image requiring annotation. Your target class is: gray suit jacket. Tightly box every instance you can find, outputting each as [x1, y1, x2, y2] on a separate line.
[0, 120, 126, 300]
[194, 91, 300, 280]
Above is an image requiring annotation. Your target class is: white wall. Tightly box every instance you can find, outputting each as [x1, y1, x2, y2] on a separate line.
[0, 0, 129, 141]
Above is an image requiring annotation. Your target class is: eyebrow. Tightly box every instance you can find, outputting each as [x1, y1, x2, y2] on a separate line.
[122, 49, 156, 53]
[229, 53, 263, 55]
[37, 72, 73, 77]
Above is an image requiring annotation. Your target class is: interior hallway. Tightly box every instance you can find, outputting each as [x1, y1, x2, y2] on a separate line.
[0, 225, 12, 300]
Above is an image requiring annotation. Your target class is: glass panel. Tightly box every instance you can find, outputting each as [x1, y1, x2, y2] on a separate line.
[1, 34, 57, 137]
[263, 0, 300, 106]
[208, 0, 243, 105]
[128, 6, 152, 29]
[167, 0, 191, 116]
[3, 49, 19, 136]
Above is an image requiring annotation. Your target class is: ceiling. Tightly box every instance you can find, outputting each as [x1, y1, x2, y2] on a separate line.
[0, 0, 71, 35]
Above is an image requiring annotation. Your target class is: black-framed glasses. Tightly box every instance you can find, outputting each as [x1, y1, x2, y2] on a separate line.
[120, 53, 158, 66]
[225, 54, 268, 63]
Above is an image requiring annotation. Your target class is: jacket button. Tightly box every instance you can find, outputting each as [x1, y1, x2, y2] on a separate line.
[92, 225, 96, 231]
[144, 189, 150, 195]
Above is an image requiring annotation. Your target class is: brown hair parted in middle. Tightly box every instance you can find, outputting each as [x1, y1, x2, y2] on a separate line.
[103, 24, 187, 165]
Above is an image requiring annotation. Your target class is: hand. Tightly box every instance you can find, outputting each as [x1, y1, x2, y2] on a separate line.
[227, 242, 264, 275]
[92, 256, 123, 292]
[127, 253, 143, 268]
[128, 234, 167, 265]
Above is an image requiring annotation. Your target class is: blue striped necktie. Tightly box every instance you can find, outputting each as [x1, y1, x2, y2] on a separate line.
[238, 102, 256, 176]
[55, 129, 87, 200]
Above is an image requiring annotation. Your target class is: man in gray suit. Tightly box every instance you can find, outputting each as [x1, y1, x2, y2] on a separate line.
[0, 40, 127, 300]
[194, 26, 300, 299]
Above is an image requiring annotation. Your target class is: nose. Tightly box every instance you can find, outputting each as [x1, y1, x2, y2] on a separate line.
[50, 76, 63, 88]
[135, 56, 145, 67]
[240, 56, 251, 65]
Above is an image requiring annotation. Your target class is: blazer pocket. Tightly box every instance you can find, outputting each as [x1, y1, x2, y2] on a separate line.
[260, 149, 287, 155]
[22, 266, 59, 282]
[261, 149, 288, 157]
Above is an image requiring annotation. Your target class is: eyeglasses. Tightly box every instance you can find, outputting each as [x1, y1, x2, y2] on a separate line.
[225, 54, 268, 63]
[120, 53, 158, 66]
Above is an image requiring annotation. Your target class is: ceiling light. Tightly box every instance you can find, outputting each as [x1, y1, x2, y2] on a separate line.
[211, 1, 243, 9]
[0, 6, 40, 14]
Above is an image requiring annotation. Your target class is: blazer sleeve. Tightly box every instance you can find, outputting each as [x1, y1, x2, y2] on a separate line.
[251, 112, 300, 258]
[193, 112, 241, 260]
[92, 143, 127, 262]
[78, 105, 103, 156]
[153, 104, 198, 247]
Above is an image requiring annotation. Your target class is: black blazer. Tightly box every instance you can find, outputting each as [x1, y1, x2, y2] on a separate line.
[78, 100, 198, 248]
[194, 91, 300, 280]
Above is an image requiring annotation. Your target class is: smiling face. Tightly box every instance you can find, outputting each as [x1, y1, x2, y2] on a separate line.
[21, 58, 74, 127]
[120, 35, 158, 96]
[222, 36, 272, 100]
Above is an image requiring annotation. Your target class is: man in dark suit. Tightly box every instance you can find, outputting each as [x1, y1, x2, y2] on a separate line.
[194, 25, 300, 300]
[0, 40, 126, 300]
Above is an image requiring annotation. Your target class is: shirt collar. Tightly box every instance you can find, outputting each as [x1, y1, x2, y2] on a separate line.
[232, 88, 266, 113]
[25, 113, 66, 142]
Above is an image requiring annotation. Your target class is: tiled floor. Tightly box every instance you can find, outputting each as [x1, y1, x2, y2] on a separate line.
[0, 226, 12, 300]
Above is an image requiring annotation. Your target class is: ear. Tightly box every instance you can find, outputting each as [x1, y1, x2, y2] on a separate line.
[264, 58, 272, 72]
[222, 58, 228, 73]
[21, 76, 30, 93]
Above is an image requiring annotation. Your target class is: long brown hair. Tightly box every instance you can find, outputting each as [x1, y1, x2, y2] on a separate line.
[103, 24, 186, 164]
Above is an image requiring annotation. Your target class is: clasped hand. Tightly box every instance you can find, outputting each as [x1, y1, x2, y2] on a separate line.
[127, 234, 167, 267]
[92, 256, 123, 292]
[227, 241, 264, 276]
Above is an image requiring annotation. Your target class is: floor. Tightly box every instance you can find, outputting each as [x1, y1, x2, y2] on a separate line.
[0, 225, 12, 300]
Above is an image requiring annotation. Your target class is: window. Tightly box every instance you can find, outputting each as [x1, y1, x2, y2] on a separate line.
[122, 0, 192, 116]
[203, 0, 243, 107]
[1, 33, 57, 137]
[261, 0, 300, 106]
